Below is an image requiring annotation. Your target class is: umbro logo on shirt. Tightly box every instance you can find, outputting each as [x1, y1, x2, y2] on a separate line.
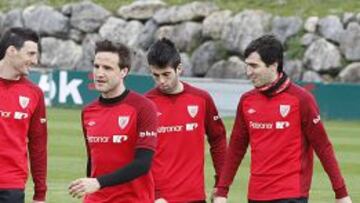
[247, 108, 256, 114]
[88, 121, 96, 126]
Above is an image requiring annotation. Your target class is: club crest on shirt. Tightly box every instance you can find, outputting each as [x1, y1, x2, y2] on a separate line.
[19, 96, 30, 109]
[118, 116, 130, 129]
[187, 105, 198, 118]
[279, 104, 290, 118]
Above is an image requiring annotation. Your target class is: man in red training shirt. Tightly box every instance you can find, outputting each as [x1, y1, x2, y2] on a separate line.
[0, 27, 47, 203]
[146, 38, 227, 203]
[68, 40, 158, 203]
[213, 35, 352, 203]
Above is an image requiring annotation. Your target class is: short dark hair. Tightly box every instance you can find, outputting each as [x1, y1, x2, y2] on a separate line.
[0, 27, 40, 59]
[95, 40, 131, 71]
[147, 38, 181, 70]
[244, 34, 284, 73]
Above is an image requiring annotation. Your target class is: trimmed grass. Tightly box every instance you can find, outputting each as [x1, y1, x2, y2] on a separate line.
[25, 108, 360, 202]
[1, 0, 360, 17]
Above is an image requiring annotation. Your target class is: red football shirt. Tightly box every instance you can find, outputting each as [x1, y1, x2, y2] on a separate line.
[0, 77, 47, 201]
[146, 82, 227, 202]
[82, 90, 158, 203]
[217, 81, 348, 200]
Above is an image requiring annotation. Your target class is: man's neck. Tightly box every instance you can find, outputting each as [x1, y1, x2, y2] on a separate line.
[101, 84, 126, 99]
[0, 60, 20, 80]
[168, 81, 184, 95]
[257, 72, 289, 96]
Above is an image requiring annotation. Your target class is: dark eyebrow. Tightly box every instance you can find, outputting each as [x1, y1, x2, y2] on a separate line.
[103, 65, 113, 69]
[246, 62, 258, 67]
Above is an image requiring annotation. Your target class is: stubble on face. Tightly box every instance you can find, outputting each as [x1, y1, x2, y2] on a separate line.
[245, 52, 278, 87]
[150, 66, 183, 94]
[93, 52, 125, 98]
[13, 41, 39, 77]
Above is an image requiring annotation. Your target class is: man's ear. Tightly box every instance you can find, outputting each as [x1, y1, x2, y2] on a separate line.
[5, 45, 17, 57]
[176, 63, 183, 75]
[121, 67, 129, 78]
[270, 62, 278, 72]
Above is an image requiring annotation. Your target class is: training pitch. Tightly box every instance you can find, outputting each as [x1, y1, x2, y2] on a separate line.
[25, 108, 360, 203]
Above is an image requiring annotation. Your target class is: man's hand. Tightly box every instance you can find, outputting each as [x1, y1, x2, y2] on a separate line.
[32, 201, 45, 203]
[336, 196, 352, 203]
[213, 196, 227, 203]
[68, 178, 100, 198]
[155, 198, 168, 203]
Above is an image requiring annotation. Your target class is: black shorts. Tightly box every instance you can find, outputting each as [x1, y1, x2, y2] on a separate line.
[0, 189, 25, 203]
[249, 197, 308, 203]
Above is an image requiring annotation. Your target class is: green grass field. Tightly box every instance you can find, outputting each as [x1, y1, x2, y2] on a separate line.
[25, 107, 360, 202]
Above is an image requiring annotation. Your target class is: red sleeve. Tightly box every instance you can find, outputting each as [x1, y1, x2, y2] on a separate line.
[301, 92, 348, 198]
[28, 90, 47, 201]
[216, 98, 249, 197]
[136, 99, 158, 151]
[204, 93, 227, 186]
[81, 110, 92, 177]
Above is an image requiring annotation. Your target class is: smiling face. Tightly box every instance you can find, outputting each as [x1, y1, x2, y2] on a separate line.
[9, 40, 39, 77]
[150, 65, 183, 94]
[245, 51, 278, 87]
[93, 51, 128, 98]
